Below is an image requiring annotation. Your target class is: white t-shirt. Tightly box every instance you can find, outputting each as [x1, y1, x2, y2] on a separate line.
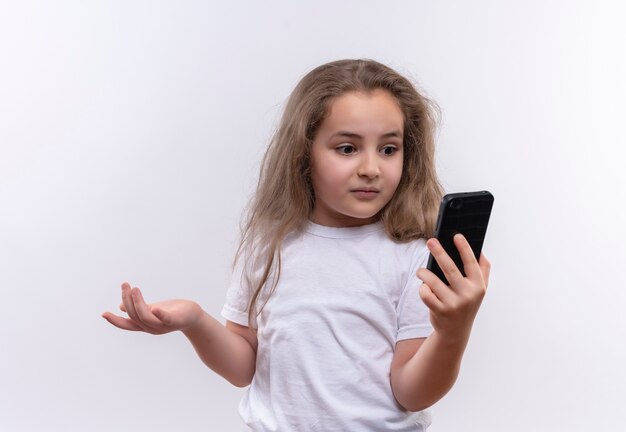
[221, 221, 433, 431]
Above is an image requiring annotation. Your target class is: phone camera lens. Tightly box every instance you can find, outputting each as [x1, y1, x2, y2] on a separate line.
[449, 199, 462, 210]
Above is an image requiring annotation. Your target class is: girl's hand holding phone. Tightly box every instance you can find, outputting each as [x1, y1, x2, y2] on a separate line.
[102, 282, 203, 335]
[417, 234, 491, 343]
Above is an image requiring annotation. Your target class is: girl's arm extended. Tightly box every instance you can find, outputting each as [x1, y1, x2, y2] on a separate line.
[102, 283, 257, 387]
[390, 234, 490, 411]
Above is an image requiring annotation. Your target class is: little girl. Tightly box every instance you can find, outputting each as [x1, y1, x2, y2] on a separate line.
[103, 59, 490, 431]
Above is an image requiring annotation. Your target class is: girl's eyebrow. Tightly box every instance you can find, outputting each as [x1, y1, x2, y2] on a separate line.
[332, 130, 403, 139]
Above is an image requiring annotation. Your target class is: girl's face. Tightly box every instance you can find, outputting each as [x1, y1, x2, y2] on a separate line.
[310, 89, 404, 227]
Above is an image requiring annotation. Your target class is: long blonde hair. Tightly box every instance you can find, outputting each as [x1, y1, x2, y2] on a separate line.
[237, 59, 443, 325]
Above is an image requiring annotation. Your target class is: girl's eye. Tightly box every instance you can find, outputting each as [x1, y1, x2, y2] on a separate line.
[381, 145, 397, 156]
[336, 145, 356, 155]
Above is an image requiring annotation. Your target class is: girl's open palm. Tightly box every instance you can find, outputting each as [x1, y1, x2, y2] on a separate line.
[102, 282, 202, 335]
[417, 234, 491, 341]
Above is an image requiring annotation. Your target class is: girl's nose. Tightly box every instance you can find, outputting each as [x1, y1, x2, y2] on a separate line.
[357, 152, 380, 178]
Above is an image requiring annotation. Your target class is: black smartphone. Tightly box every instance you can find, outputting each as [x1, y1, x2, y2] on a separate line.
[426, 191, 494, 285]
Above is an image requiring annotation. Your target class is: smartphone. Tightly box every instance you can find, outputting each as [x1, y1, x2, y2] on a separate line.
[426, 191, 494, 285]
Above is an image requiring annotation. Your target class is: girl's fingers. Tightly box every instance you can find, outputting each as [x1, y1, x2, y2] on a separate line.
[130, 288, 163, 329]
[426, 238, 464, 288]
[121, 283, 138, 318]
[102, 312, 144, 331]
[419, 283, 443, 313]
[152, 307, 173, 327]
[479, 253, 491, 289]
[453, 234, 482, 281]
[417, 268, 455, 304]
[121, 283, 149, 331]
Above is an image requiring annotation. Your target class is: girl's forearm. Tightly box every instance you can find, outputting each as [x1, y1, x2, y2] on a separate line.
[392, 330, 470, 412]
[182, 312, 256, 387]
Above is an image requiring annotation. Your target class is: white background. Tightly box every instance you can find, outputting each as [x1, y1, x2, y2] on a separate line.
[1, 1, 625, 431]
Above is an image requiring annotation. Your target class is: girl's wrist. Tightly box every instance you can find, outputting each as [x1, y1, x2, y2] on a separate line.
[180, 303, 206, 335]
[430, 328, 471, 353]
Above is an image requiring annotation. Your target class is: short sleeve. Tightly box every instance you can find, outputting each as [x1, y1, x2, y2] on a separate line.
[220, 257, 256, 328]
[395, 241, 433, 341]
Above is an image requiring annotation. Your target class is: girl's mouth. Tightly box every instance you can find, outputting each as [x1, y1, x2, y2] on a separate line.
[351, 188, 380, 199]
